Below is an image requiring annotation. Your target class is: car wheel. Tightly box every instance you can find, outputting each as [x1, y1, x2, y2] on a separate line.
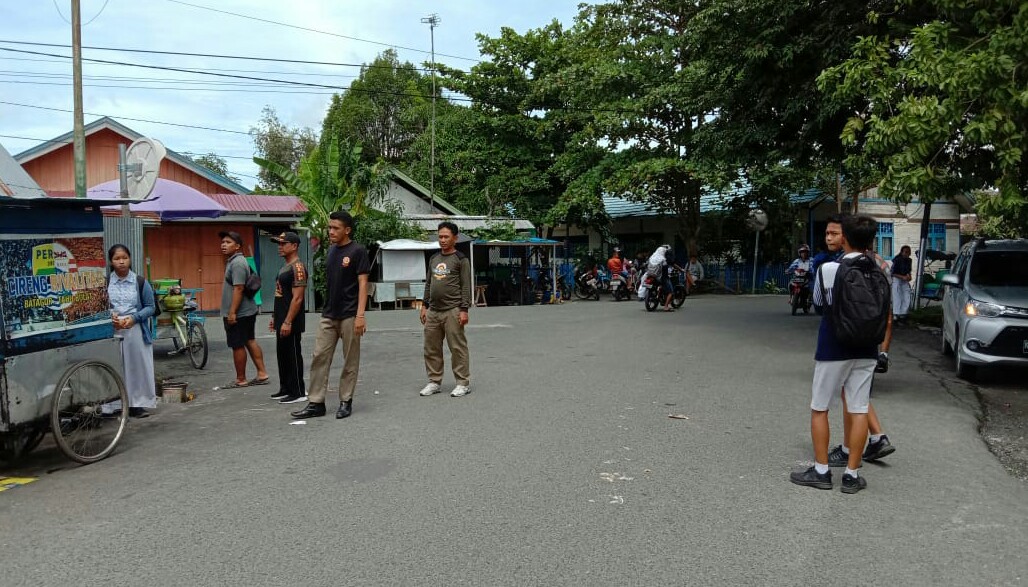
[953, 327, 978, 380]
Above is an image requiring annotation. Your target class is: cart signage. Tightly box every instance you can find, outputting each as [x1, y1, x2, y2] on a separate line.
[1, 235, 109, 343]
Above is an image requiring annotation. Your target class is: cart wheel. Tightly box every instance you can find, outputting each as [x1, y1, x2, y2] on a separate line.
[50, 360, 128, 464]
[0, 427, 46, 463]
[188, 321, 209, 369]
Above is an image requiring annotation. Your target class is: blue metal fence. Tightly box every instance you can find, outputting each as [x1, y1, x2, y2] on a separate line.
[701, 261, 792, 293]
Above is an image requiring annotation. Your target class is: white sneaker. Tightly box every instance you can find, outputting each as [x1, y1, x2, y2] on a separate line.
[419, 382, 442, 396]
[450, 384, 471, 398]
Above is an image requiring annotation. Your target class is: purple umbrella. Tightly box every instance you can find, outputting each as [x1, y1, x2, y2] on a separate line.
[88, 178, 228, 220]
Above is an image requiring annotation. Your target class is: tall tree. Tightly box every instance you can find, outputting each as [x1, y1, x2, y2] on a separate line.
[438, 21, 609, 234]
[190, 153, 239, 183]
[321, 50, 431, 164]
[250, 106, 317, 192]
[822, 0, 1028, 236]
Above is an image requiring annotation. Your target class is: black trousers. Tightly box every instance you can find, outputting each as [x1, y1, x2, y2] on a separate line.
[275, 328, 305, 397]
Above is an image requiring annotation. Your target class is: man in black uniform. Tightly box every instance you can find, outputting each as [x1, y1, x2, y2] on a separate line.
[268, 232, 308, 404]
[291, 211, 370, 420]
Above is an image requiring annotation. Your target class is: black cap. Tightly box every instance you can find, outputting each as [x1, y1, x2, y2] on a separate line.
[218, 230, 243, 245]
[271, 231, 301, 245]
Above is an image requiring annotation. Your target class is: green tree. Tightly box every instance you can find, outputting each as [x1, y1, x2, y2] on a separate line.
[437, 22, 609, 235]
[255, 137, 392, 299]
[190, 153, 239, 183]
[250, 106, 317, 192]
[321, 50, 432, 164]
[822, 0, 1028, 236]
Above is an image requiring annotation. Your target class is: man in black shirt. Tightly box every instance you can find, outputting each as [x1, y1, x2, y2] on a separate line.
[292, 211, 370, 420]
[268, 232, 308, 404]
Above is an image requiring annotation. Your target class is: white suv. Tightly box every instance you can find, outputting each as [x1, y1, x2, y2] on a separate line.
[940, 238, 1028, 379]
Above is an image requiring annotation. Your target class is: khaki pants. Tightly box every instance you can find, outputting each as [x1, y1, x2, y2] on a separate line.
[424, 307, 470, 386]
[308, 317, 361, 403]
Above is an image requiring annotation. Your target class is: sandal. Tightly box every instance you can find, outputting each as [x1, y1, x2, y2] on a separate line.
[249, 377, 271, 386]
[221, 380, 251, 389]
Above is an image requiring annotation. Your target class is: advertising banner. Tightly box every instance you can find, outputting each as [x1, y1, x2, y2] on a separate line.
[1, 233, 111, 350]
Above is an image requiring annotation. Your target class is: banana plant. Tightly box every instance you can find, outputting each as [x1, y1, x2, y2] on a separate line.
[254, 137, 389, 242]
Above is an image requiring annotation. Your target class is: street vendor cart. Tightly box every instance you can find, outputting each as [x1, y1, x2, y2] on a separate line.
[0, 147, 131, 464]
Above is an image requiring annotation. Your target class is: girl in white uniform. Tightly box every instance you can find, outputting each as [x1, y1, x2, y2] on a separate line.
[106, 244, 157, 418]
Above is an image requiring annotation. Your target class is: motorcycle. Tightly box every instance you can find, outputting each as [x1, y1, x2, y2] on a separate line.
[642, 269, 687, 312]
[789, 269, 812, 315]
[609, 272, 631, 301]
[574, 267, 604, 301]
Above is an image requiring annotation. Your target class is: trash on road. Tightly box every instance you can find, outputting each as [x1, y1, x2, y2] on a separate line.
[289, 421, 307, 426]
[668, 413, 690, 420]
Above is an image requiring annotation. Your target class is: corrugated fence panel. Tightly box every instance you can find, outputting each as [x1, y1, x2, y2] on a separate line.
[102, 215, 145, 273]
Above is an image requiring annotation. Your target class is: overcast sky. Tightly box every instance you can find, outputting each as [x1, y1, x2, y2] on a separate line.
[0, 0, 583, 189]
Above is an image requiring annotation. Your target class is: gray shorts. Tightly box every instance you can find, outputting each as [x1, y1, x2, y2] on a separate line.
[811, 359, 875, 413]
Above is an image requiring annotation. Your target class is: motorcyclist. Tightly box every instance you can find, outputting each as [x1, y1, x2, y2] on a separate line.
[787, 244, 813, 275]
[607, 247, 628, 280]
[649, 244, 685, 311]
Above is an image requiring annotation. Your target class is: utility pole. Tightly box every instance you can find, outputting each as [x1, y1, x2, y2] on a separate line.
[420, 13, 440, 209]
[71, 0, 86, 198]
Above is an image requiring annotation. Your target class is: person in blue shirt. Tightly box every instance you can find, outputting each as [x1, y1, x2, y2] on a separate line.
[790, 214, 886, 494]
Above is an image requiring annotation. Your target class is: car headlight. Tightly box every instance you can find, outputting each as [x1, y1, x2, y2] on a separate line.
[965, 299, 1004, 317]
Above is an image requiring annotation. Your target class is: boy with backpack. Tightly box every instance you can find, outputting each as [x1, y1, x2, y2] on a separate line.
[791, 214, 890, 494]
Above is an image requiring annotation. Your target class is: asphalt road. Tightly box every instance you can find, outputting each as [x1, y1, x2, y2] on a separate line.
[2, 296, 1026, 586]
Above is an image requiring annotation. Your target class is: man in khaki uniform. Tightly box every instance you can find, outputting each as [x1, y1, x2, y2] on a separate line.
[419, 221, 472, 398]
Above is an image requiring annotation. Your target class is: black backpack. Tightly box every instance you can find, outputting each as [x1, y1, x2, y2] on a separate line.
[136, 274, 161, 318]
[225, 259, 262, 299]
[822, 254, 891, 347]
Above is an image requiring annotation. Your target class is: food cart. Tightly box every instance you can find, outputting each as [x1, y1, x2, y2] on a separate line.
[0, 145, 131, 464]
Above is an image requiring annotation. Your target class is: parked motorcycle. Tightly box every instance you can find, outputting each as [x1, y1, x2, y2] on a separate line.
[789, 269, 812, 315]
[609, 272, 631, 301]
[574, 267, 603, 301]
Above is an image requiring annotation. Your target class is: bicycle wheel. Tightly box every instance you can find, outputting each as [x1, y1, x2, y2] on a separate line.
[188, 321, 209, 369]
[50, 360, 128, 464]
[672, 285, 687, 308]
[644, 287, 659, 312]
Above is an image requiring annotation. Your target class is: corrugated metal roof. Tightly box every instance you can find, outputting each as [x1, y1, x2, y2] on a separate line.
[208, 193, 307, 214]
[604, 187, 748, 219]
[404, 214, 535, 231]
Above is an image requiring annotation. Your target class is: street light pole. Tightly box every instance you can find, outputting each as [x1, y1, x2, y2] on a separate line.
[421, 13, 440, 210]
[71, 0, 86, 198]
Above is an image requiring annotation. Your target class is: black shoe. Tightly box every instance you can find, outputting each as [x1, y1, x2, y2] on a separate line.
[336, 400, 352, 419]
[278, 394, 307, 405]
[789, 466, 833, 490]
[128, 407, 150, 419]
[291, 402, 326, 419]
[270, 391, 290, 400]
[841, 473, 867, 494]
[827, 445, 850, 467]
[875, 352, 889, 374]
[863, 435, 896, 461]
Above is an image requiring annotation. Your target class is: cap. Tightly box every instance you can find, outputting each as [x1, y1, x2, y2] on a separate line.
[271, 231, 301, 245]
[218, 230, 243, 245]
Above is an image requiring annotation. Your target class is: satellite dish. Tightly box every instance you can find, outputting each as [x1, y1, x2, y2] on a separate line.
[124, 138, 166, 200]
[747, 209, 769, 231]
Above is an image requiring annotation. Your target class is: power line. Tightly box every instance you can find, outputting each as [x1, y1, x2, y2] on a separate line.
[164, 0, 481, 63]
[0, 39, 447, 73]
[0, 79, 342, 95]
[0, 46, 472, 102]
[0, 100, 252, 135]
[0, 57, 363, 78]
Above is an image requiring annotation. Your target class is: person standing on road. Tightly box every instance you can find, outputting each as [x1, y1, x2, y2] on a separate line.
[106, 244, 157, 418]
[219, 230, 269, 389]
[791, 214, 888, 494]
[685, 253, 704, 292]
[268, 232, 308, 405]
[292, 211, 369, 420]
[419, 221, 473, 398]
[891, 245, 913, 322]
